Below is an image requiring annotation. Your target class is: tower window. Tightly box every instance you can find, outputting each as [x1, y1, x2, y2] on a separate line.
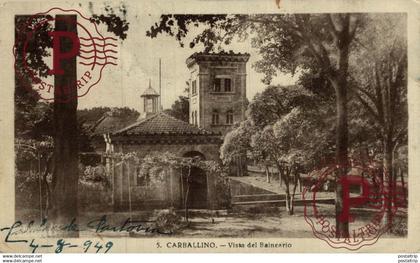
[226, 110, 234, 124]
[212, 110, 219, 125]
[213, 76, 233, 93]
[192, 80, 197, 95]
[214, 78, 221, 92]
[224, 79, 232, 92]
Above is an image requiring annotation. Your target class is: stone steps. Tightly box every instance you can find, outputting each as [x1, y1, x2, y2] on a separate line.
[232, 193, 283, 203]
[232, 198, 335, 206]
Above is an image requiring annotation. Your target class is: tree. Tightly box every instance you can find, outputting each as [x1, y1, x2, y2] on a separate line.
[164, 96, 190, 122]
[147, 14, 365, 236]
[222, 85, 330, 214]
[48, 15, 79, 231]
[14, 4, 129, 235]
[350, 14, 407, 227]
[272, 107, 331, 214]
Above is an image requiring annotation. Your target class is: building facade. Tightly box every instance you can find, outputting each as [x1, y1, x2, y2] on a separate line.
[108, 81, 224, 211]
[110, 112, 223, 211]
[186, 51, 250, 135]
[96, 51, 250, 211]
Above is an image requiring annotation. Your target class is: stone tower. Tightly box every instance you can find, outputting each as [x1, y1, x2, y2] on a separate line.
[186, 51, 250, 135]
[140, 79, 160, 119]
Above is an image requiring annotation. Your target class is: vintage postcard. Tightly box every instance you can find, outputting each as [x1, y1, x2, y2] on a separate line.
[0, 0, 419, 253]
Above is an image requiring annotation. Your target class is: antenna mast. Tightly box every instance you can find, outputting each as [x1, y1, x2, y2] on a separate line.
[159, 58, 162, 111]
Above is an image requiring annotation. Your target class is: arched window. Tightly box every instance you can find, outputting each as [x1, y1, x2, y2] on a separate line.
[212, 109, 219, 125]
[226, 110, 233, 124]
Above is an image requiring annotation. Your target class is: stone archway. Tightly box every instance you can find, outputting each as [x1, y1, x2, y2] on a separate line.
[182, 151, 208, 209]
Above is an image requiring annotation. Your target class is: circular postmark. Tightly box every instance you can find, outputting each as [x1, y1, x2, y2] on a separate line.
[14, 7, 118, 103]
[303, 160, 403, 250]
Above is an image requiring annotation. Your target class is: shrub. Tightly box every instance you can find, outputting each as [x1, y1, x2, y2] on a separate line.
[15, 170, 41, 209]
[78, 164, 112, 211]
[154, 208, 182, 234]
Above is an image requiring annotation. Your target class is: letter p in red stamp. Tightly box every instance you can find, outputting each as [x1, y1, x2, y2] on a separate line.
[303, 160, 404, 250]
[14, 7, 118, 103]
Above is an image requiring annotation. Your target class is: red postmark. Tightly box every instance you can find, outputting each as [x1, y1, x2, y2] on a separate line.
[303, 160, 404, 250]
[14, 7, 118, 103]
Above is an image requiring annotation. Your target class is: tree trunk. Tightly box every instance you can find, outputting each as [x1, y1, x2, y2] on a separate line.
[264, 164, 270, 183]
[285, 188, 292, 215]
[42, 154, 53, 219]
[290, 168, 300, 215]
[322, 15, 353, 238]
[50, 15, 79, 237]
[277, 163, 293, 215]
[184, 165, 191, 224]
[330, 73, 349, 237]
[382, 136, 394, 229]
[400, 167, 406, 205]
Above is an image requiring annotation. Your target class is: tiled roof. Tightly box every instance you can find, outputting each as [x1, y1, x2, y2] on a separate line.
[113, 112, 218, 136]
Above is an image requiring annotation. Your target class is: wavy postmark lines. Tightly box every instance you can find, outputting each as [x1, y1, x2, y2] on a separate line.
[79, 36, 118, 67]
[14, 7, 118, 103]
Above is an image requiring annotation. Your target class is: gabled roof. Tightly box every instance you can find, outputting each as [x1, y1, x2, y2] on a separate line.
[113, 112, 218, 136]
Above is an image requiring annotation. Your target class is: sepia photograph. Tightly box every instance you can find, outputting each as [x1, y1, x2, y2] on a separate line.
[1, 0, 418, 254]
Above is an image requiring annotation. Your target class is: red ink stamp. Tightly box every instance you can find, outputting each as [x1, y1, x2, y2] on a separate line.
[14, 7, 118, 103]
[303, 160, 404, 250]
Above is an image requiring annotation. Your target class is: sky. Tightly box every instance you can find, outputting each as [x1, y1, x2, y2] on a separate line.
[69, 2, 299, 112]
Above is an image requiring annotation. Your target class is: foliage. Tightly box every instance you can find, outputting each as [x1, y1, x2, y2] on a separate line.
[14, 4, 130, 226]
[15, 99, 53, 139]
[349, 14, 407, 149]
[220, 119, 256, 165]
[90, 3, 130, 40]
[147, 15, 228, 50]
[221, 84, 332, 214]
[147, 14, 364, 81]
[272, 107, 331, 167]
[78, 107, 140, 126]
[15, 170, 45, 209]
[247, 85, 314, 128]
[78, 107, 112, 124]
[80, 164, 108, 184]
[164, 96, 190, 122]
[114, 151, 222, 173]
[79, 164, 112, 211]
[15, 162, 112, 211]
[154, 208, 182, 233]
